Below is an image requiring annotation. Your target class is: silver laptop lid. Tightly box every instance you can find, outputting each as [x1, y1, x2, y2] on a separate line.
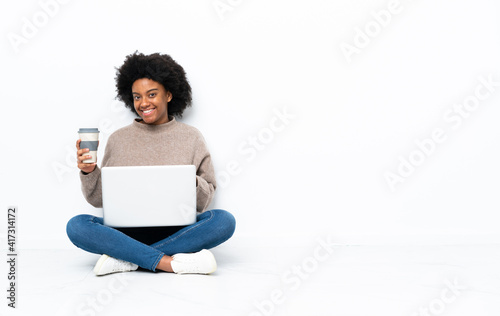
[101, 165, 196, 227]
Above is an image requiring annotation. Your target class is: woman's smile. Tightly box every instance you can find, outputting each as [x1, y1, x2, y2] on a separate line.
[142, 108, 155, 116]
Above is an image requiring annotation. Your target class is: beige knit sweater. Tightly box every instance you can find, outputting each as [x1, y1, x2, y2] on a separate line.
[80, 116, 216, 213]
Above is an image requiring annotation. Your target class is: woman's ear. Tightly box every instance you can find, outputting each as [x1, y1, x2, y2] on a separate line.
[167, 91, 173, 102]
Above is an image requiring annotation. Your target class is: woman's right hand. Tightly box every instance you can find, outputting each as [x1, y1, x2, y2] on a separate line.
[76, 139, 97, 174]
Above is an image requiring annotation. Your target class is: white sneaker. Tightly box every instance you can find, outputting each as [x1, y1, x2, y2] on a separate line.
[170, 249, 217, 274]
[93, 254, 139, 276]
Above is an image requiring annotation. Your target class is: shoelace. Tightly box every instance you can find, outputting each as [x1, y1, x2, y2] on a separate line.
[173, 255, 210, 273]
[111, 259, 133, 272]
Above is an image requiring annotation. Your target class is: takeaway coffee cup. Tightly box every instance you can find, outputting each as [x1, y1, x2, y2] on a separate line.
[78, 128, 100, 163]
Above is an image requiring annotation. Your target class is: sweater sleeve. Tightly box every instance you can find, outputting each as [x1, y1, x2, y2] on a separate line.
[193, 134, 217, 213]
[80, 166, 103, 208]
[79, 133, 114, 208]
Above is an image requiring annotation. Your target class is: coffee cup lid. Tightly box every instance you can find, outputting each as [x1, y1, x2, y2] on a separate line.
[78, 128, 100, 133]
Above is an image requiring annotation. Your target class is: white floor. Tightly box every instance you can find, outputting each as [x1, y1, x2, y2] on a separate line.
[2, 238, 500, 316]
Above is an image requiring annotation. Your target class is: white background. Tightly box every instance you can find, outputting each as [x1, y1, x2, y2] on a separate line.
[1, 0, 500, 249]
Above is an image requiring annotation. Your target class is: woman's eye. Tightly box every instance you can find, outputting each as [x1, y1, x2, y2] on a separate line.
[149, 93, 156, 98]
[133, 96, 140, 101]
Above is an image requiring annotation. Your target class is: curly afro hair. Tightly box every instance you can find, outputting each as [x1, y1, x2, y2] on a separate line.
[115, 51, 192, 118]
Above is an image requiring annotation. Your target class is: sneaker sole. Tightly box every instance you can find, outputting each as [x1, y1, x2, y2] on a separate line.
[203, 250, 217, 274]
[93, 254, 110, 276]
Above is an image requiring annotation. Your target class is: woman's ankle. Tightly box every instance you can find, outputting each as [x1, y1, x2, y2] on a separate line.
[156, 255, 174, 272]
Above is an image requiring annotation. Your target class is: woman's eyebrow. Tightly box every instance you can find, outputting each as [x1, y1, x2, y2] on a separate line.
[132, 88, 159, 94]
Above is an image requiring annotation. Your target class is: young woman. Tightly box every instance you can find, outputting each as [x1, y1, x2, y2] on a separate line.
[66, 52, 236, 276]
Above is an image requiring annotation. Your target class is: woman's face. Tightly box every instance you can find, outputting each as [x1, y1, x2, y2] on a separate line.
[132, 78, 172, 125]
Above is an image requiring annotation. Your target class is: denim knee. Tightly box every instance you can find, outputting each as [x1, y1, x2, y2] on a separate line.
[66, 214, 91, 245]
[211, 209, 236, 241]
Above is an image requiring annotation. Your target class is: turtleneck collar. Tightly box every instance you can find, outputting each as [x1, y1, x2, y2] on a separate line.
[132, 115, 178, 133]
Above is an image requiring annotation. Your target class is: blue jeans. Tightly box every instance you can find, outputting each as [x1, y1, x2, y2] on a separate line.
[66, 209, 236, 271]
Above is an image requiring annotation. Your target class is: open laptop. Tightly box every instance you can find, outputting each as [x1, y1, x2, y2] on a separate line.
[101, 165, 197, 227]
